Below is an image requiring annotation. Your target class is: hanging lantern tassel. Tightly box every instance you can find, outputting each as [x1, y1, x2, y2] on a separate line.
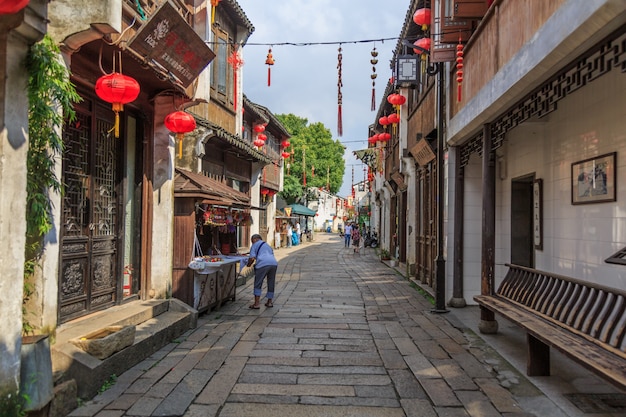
[337, 45, 343, 136]
[456, 39, 464, 102]
[370, 47, 378, 111]
[265, 48, 275, 87]
[210, 0, 220, 24]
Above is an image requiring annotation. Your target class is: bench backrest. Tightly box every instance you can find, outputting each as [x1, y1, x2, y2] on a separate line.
[498, 264, 626, 354]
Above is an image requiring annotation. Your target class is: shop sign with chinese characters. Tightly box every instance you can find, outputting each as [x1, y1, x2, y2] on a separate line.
[128, 1, 215, 87]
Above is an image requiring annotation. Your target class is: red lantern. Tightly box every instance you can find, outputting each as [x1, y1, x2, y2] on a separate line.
[0, 0, 29, 14]
[413, 38, 431, 57]
[387, 113, 400, 124]
[253, 138, 265, 147]
[164, 111, 196, 159]
[396, 94, 407, 106]
[253, 124, 265, 133]
[368, 136, 377, 145]
[261, 188, 270, 196]
[95, 73, 140, 138]
[379, 132, 391, 142]
[387, 94, 398, 106]
[379, 116, 389, 126]
[281, 151, 291, 158]
[413, 8, 431, 31]
[258, 133, 267, 142]
[281, 140, 291, 148]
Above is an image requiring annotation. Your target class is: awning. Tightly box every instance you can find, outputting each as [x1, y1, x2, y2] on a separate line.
[174, 168, 250, 207]
[286, 204, 317, 216]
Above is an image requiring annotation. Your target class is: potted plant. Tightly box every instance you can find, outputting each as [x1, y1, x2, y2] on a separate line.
[380, 249, 391, 261]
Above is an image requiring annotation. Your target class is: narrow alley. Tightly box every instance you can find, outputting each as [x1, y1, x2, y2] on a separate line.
[68, 234, 622, 417]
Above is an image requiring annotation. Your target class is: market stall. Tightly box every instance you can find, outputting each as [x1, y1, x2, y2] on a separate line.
[173, 168, 252, 312]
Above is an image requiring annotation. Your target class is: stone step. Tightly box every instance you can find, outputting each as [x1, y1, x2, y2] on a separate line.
[51, 299, 197, 399]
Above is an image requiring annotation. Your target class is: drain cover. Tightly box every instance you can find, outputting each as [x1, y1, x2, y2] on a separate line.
[564, 393, 626, 413]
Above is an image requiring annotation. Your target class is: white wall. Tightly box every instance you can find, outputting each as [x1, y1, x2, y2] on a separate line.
[459, 69, 626, 304]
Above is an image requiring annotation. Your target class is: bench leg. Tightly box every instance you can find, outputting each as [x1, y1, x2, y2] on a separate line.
[527, 334, 550, 376]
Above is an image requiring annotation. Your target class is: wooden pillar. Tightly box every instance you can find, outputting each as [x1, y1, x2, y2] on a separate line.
[479, 124, 498, 333]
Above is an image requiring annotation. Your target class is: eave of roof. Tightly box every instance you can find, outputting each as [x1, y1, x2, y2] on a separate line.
[192, 115, 273, 164]
[174, 168, 250, 206]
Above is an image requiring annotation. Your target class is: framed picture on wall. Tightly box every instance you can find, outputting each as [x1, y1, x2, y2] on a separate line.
[571, 152, 616, 205]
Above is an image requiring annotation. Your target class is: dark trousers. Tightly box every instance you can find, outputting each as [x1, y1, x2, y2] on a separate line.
[253, 265, 277, 299]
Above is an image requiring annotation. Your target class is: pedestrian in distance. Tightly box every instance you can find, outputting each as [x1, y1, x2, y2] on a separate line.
[344, 222, 352, 248]
[246, 234, 278, 309]
[351, 224, 361, 254]
[295, 221, 302, 244]
[286, 222, 293, 248]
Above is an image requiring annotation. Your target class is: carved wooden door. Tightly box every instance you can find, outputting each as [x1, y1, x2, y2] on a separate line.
[59, 99, 120, 323]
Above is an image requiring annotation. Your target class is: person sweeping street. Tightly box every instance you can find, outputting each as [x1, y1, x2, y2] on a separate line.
[246, 234, 278, 309]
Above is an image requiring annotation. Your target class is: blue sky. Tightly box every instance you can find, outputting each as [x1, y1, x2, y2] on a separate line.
[236, 0, 410, 197]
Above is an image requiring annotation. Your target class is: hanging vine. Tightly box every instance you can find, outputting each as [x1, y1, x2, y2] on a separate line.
[23, 35, 80, 333]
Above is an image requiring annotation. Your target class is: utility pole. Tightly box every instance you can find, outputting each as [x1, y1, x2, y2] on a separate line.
[326, 166, 330, 191]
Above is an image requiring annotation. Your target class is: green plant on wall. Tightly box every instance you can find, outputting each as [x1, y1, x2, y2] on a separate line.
[23, 35, 80, 334]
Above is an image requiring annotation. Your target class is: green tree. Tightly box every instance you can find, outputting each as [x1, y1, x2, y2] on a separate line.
[276, 114, 345, 204]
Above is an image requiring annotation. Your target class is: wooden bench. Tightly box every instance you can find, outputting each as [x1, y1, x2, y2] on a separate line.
[474, 263, 626, 390]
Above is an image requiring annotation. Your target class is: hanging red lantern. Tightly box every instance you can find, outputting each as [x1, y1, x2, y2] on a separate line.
[0, 0, 29, 14]
[253, 138, 265, 147]
[387, 93, 398, 106]
[281, 140, 291, 148]
[387, 113, 400, 124]
[95, 73, 140, 138]
[261, 188, 270, 196]
[379, 116, 389, 126]
[396, 94, 407, 106]
[258, 133, 267, 142]
[413, 8, 431, 31]
[378, 132, 391, 142]
[281, 151, 291, 158]
[253, 124, 265, 133]
[368, 136, 377, 145]
[413, 38, 431, 58]
[268, 189, 277, 197]
[164, 111, 196, 159]
[265, 48, 275, 87]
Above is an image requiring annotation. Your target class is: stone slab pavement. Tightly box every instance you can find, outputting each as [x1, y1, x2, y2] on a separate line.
[68, 233, 625, 417]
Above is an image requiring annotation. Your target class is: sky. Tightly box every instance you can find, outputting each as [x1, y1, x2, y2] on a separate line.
[235, 0, 411, 198]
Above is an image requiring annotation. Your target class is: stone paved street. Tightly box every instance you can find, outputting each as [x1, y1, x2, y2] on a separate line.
[68, 233, 621, 417]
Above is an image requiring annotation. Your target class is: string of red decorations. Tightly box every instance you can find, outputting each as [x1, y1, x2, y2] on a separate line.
[227, 49, 244, 111]
[370, 47, 378, 111]
[337, 45, 343, 137]
[265, 48, 275, 86]
[456, 37, 464, 102]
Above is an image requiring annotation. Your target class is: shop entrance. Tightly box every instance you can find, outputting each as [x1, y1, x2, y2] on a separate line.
[58, 94, 142, 323]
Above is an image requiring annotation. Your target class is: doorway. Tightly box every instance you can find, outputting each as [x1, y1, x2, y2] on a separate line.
[511, 174, 534, 267]
[58, 92, 144, 323]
